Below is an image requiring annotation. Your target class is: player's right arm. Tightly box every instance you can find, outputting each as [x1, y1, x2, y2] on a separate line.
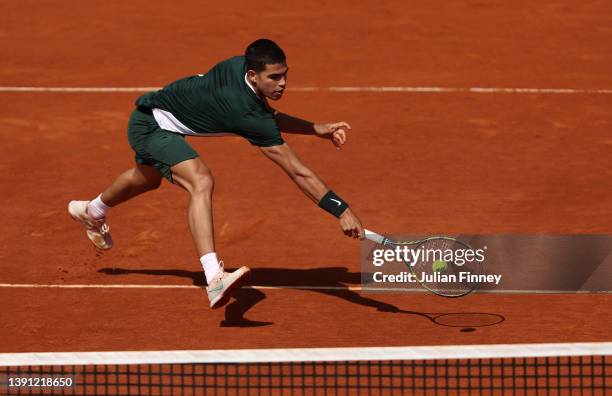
[259, 142, 364, 239]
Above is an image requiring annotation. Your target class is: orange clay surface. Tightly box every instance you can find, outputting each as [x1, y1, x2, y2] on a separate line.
[0, 0, 611, 352]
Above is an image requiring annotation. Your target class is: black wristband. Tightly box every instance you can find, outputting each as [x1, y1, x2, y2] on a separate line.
[318, 190, 349, 218]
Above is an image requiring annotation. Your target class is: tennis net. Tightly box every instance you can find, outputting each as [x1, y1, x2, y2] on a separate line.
[0, 343, 609, 395]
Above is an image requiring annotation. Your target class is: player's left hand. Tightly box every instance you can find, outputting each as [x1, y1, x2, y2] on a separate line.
[314, 122, 351, 148]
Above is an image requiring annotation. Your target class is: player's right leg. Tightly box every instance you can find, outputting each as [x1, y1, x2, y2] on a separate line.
[168, 158, 216, 258]
[171, 158, 251, 309]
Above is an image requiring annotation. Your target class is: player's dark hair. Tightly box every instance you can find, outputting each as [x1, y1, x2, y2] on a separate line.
[245, 39, 286, 72]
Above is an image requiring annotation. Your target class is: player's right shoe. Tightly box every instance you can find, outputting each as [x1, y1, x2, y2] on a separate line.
[68, 200, 113, 250]
[206, 263, 251, 309]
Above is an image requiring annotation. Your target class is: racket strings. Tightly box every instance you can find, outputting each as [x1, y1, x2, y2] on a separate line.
[410, 237, 482, 297]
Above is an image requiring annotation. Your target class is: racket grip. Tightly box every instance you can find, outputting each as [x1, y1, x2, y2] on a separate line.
[364, 229, 386, 245]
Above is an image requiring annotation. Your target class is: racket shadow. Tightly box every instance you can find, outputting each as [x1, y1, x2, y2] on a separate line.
[98, 267, 505, 329]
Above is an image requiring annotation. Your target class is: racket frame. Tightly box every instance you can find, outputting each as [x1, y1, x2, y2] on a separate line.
[364, 229, 483, 297]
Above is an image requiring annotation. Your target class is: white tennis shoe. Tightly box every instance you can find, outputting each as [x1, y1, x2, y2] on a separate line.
[68, 200, 113, 250]
[206, 262, 251, 309]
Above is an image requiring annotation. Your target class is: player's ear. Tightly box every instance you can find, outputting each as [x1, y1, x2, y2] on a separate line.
[247, 69, 258, 83]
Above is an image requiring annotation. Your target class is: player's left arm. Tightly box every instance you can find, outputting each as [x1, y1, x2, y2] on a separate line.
[273, 111, 351, 149]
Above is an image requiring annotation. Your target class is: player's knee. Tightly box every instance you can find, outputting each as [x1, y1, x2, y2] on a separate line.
[145, 178, 162, 191]
[190, 170, 214, 196]
[133, 175, 161, 192]
[131, 167, 162, 191]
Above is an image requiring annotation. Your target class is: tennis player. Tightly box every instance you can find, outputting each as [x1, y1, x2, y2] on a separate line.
[68, 39, 364, 309]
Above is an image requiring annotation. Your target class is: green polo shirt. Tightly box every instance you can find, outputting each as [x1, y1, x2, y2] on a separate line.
[135, 56, 284, 147]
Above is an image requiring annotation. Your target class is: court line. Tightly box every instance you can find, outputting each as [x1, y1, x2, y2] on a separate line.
[0, 283, 608, 294]
[0, 283, 405, 292]
[1, 86, 611, 94]
[1, 342, 610, 366]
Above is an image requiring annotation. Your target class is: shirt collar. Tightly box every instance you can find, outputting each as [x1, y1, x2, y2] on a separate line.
[244, 73, 258, 95]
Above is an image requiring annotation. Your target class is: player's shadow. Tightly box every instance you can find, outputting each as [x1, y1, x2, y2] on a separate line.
[98, 267, 505, 329]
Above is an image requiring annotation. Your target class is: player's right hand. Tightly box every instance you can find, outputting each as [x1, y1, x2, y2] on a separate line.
[339, 208, 364, 239]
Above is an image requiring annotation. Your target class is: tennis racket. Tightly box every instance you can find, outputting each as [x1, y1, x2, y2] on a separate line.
[364, 229, 483, 298]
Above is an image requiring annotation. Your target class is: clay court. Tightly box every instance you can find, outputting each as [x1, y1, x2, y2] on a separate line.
[0, 0, 611, 394]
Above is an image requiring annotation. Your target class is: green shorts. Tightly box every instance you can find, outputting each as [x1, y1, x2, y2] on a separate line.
[127, 106, 199, 182]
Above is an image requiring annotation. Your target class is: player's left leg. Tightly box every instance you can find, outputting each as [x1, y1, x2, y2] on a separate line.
[68, 163, 162, 250]
[69, 106, 166, 251]
[98, 163, 162, 207]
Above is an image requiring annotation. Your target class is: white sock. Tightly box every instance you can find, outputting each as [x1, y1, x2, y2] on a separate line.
[200, 252, 221, 284]
[87, 195, 111, 220]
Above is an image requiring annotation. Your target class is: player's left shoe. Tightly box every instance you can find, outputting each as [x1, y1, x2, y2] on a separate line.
[206, 262, 251, 309]
[68, 200, 113, 250]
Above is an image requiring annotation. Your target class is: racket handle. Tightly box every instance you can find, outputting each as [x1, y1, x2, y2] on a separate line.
[364, 229, 386, 245]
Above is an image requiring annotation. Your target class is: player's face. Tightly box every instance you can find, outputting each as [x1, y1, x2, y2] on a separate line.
[250, 63, 288, 101]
